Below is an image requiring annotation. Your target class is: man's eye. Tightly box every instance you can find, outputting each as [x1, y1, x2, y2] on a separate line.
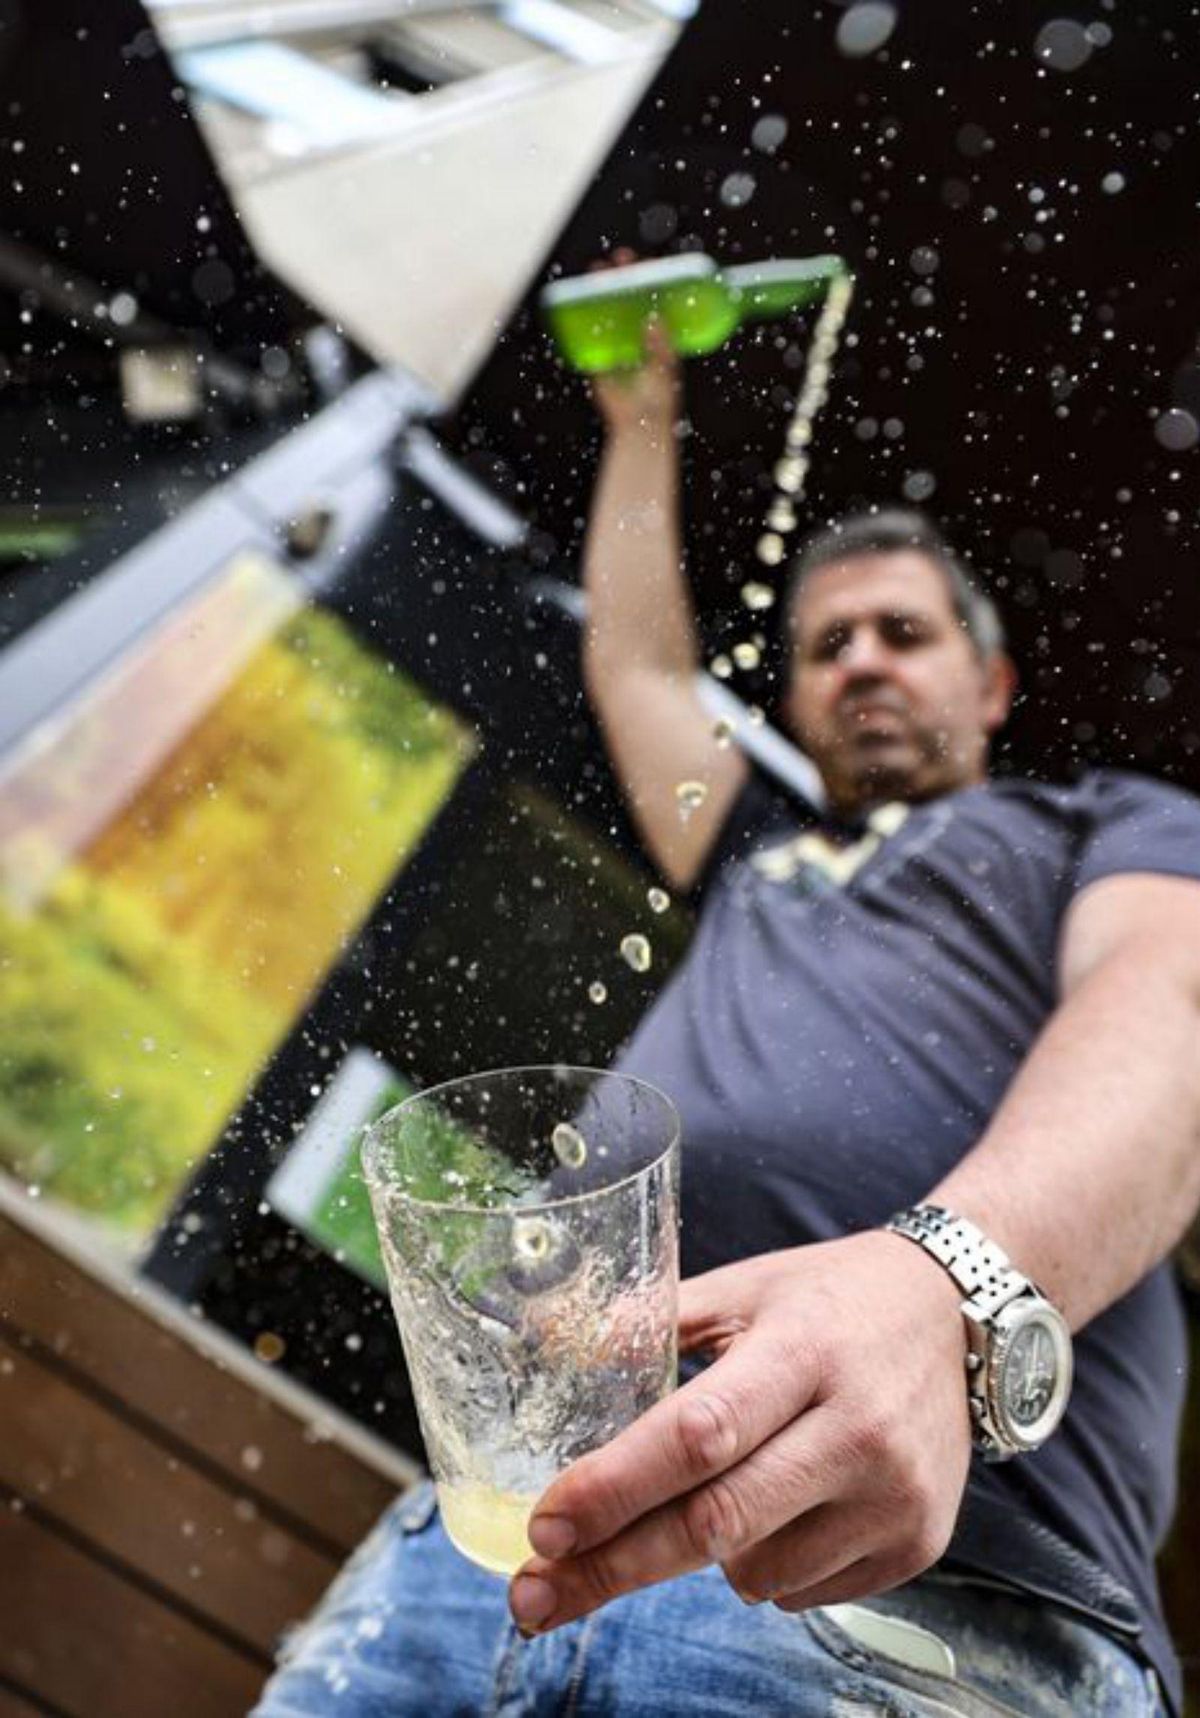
[883, 616, 928, 647]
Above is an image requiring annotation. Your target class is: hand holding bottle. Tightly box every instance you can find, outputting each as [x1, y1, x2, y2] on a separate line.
[586, 250, 682, 444]
[591, 316, 682, 443]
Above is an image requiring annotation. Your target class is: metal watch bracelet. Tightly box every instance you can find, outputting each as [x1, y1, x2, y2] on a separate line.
[885, 1202, 1073, 1460]
[885, 1203, 1032, 1318]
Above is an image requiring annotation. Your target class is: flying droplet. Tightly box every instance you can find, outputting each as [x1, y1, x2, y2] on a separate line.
[902, 470, 937, 502]
[254, 1331, 286, 1364]
[647, 886, 670, 914]
[767, 500, 797, 533]
[713, 716, 736, 748]
[710, 654, 733, 679]
[775, 457, 808, 494]
[720, 171, 757, 209]
[836, 1, 898, 57]
[1154, 408, 1198, 452]
[1033, 18, 1092, 72]
[741, 580, 776, 611]
[675, 779, 709, 813]
[551, 1123, 588, 1169]
[732, 641, 761, 671]
[757, 533, 786, 566]
[751, 114, 788, 154]
[514, 1216, 553, 1260]
[588, 980, 608, 1004]
[620, 933, 652, 973]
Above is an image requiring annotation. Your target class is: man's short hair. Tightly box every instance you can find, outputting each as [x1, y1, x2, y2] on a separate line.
[785, 508, 1007, 659]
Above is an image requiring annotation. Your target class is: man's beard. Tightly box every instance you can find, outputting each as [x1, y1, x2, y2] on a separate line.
[838, 724, 949, 807]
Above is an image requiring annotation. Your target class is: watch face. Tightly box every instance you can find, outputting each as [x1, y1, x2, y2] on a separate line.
[990, 1298, 1072, 1449]
[1000, 1316, 1061, 1430]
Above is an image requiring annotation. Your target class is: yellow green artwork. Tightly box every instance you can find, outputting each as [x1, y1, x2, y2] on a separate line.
[0, 552, 475, 1238]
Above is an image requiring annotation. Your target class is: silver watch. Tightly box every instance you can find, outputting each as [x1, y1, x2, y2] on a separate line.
[885, 1203, 1073, 1461]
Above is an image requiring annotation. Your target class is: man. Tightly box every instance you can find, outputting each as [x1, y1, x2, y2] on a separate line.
[255, 331, 1200, 1716]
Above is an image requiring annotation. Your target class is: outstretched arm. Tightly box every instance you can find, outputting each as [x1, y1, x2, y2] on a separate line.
[582, 294, 746, 890]
[507, 871, 1200, 1633]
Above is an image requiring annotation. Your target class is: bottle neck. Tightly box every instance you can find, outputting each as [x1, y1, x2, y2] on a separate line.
[724, 256, 849, 324]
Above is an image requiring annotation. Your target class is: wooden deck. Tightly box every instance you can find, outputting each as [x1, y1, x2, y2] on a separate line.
[0, 1177, 421, 1716]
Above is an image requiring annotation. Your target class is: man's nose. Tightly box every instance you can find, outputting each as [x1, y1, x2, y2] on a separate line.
[839, 627, 893, 677]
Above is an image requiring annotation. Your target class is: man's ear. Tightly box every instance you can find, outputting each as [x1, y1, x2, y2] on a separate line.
[981, 652, 1019, 735]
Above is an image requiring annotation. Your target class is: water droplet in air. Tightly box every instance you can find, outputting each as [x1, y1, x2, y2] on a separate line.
[1154, 408, 1198, 452]
[836, 1, 897, 57]
[709, 654, 733, 679]
[647, 887, 670, 914]
[551, 1123, 588, 1169]
[620, 934, 653, 973]
[588, 980, 608, 1004]
[720, 172, 756, 209]
[732, 641, 761, 671]
[756, 533, 786, 566]
[902, 470, 937, 502]
[254, 1332, 286, 1364]
[1033, 18, 1092, 72]
[774, 457, 808, 494]
[514, 1216, 553, 1260]
[751, 114, 788, 154]
[740, 581, 776, 611]
[713, 717, 736, 748]
[675, 780, 709, 815]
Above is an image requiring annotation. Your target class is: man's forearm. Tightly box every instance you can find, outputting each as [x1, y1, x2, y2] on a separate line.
[930, 946, 1200, 1328]
[583, 424, 697, 683]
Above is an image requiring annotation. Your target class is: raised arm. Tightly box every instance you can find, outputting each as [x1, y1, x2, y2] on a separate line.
[582, 314, 747, 890]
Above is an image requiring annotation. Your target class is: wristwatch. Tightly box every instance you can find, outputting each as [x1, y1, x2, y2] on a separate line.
[885, 1203, 1073, 1461]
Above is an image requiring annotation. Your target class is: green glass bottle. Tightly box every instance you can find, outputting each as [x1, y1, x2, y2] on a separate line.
[539, 252, 850, 374]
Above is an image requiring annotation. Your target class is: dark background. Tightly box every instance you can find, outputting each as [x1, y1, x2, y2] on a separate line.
[441, 0, 1200, 790]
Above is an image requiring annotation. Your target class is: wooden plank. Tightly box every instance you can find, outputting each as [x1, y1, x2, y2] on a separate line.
[0, 1330, 339, 1657]
[0, 1681, 65, 1718]
[0, 1201, 413, 1551]
[0, 1502, 267, 1718]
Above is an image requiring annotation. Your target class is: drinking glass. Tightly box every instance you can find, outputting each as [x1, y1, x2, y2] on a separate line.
[361, 1064, 680, 1575]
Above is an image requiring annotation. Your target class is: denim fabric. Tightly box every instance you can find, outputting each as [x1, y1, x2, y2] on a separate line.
[253, 1483, 1165, 1717]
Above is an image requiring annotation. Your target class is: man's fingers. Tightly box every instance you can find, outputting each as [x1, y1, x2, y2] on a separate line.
[511, 1496, 710, 1634]
[676, 1263, 758, 1356]
[527, 1332, 821, 1559]
[769, 1553, 896, 1615]
[643, 315, 675, 365]
[720, 1496, 869, 1606]
[512, 1414, 838, 1633]
[588, 245, 638, 273]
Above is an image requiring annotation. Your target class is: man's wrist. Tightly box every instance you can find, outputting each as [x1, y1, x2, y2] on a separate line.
[883, 1205, 1074, 1459]
[874, 1227, 967, 1329]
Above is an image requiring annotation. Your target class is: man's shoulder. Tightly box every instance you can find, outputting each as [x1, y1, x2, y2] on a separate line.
[1053, 765, 1200, 822]
[984, 766, 1200, 820]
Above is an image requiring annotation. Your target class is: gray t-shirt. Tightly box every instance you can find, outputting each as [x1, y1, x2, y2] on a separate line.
[615, 767, 1200, 1707]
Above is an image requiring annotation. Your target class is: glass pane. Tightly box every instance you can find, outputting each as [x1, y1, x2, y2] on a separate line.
[0, 549, 475, 1240]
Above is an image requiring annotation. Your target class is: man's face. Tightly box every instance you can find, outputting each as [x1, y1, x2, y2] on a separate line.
[783, 551, 1016, 815]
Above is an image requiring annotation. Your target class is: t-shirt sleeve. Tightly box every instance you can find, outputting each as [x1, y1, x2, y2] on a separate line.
[1074, 769, 1200, 896]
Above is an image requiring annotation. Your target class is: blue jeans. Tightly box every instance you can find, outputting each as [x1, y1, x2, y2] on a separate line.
[253, 1482, 1165, 1717]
